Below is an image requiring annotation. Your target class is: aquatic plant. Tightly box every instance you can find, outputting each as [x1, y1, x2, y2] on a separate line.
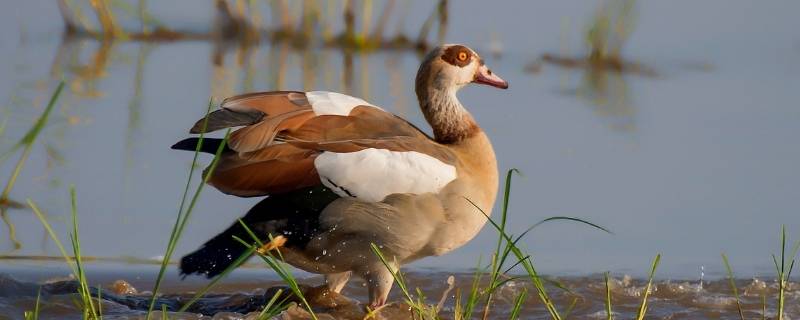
[363, 169, 615, 320]
[235, 223, 318, 319]
[19, 163, 798, 319]
[635, 254, 661, 320]
[773, 226, 799, 320]
[604, 272, 613, 320]
[722, 253, 746, 320]
[29, 186, 101, 319]
[145, 101, 231, 319]
[585, 0, 637, 65]
[54, 0, 447, 52]
[371, 243, 440, 318]
[540, 0, 655, 77]
[22, 288, 41, 320]
[1, 81, 65, 250]
[12, 89, 796, 319]
[471, 169, 614, 320]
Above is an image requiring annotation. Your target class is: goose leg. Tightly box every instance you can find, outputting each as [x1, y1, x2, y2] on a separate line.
[325, 271, 352, 293]
[364, 266, 395, 308]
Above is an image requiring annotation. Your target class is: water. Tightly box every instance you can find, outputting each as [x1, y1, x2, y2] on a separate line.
[1, 0, 799, 318]
[2, 262, 799, 319]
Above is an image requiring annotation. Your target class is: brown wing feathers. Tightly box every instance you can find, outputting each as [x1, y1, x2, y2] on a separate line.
[189, 107, 264, 134]
[190, 91, 310, 134]
[177, 91, 454, 197]
[207, 157, 320, 197]
[228, 109, 315, 152]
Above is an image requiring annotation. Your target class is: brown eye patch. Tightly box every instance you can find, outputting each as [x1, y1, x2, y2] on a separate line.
[441, 45, 472, 67]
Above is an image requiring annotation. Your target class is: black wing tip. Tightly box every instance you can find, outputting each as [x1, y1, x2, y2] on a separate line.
[171, 138, 199, 151]
[171, 137, 228, 154]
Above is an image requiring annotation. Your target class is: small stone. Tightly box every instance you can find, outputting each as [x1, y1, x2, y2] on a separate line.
[110, 279, 138, 295]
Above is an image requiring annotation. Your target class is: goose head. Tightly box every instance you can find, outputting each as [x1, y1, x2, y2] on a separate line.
[415, 44, 508, 143]
[416, 44, 508, 94]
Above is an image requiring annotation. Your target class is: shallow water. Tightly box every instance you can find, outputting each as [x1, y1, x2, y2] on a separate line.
[1, 262, 799, 319]
[0, 0, 799, 318]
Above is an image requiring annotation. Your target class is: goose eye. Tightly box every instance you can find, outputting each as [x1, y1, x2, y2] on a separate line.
[457, 52, 468, 61]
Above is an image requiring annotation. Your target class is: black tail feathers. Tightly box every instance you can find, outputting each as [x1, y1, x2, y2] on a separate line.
[179, 186, 337, 279]
[171, 138, 229, 155]
[179, 223, 253, 279]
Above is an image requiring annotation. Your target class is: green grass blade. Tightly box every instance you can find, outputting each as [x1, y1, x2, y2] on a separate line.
[97, 284, 103, 320]
[562, 297, 579, 319]
[1, 81, 65, 250]
[460, 257, 485, 319]
[519, 216, 613, 238]
[468, 196, 562, 320]
[495, 169, 520, 257]
[35, 286, 41, 319]
[24, 286, 42, 320]
[482, 169, 520, 320]
[177, 246, 257, 312]
[30, 186, 101, 319]
[146, 100, 215, 317]
[233, 222, 318, 320]
[786, 239, 800, 279]
[29, 199, 77, 275]
[241, 243, 317, 320]
[635, 254, 661, 320]
[775, 226, 786, 320]
[69, 186, 98, 318]
[0, 118, 6, 141]
[370, 243, 413, 302]
[145, 101, 228, 319]
[259, 288, 290, 320]
[508, 287, 528, 320]
[721, 254, 745, 320]
[604, 272, 613, 320]
[237, 219, 265, 246]
[0, 81, 64, 166]
[370, 242, 435, 319]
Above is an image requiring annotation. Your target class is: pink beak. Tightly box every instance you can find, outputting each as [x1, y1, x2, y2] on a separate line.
[473, 65, 509, 89]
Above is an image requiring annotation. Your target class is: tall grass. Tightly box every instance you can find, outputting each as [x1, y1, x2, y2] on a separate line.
[365, 169, 615, 320]
[0, 119, 6, 144]
[9, 90, 795, 319]
[145, 100, 231, 319]
[29, 186, 100, 319]
[635, 254, 660, 320]
[175, 220, 295, 317]
[370, 243, 438, 318]
[235, 222, 318, 319]
[507, 287, 528, 320]
[585, 0, 637, 63]
[722, 253, 745, 320]
[604, 272, 613, 320]
[23, 288, 41, 320]
[772, 226, 799, 320]
[24, 98, 294, 319]
[1, 81, 65, 250]
[719, 227, 799, 320]
[471, 169, 613, 320]
[175, 242, 259, 312]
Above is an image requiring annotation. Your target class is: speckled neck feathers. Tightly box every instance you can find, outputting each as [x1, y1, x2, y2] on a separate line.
[415, 61, 479, 144]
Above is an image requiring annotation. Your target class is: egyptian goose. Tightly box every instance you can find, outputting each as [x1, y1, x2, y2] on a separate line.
[172, 44, 508, 307]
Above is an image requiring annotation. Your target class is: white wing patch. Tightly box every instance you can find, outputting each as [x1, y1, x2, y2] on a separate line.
[314, 149, 457, 202]
[306, 91, 382, 116]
